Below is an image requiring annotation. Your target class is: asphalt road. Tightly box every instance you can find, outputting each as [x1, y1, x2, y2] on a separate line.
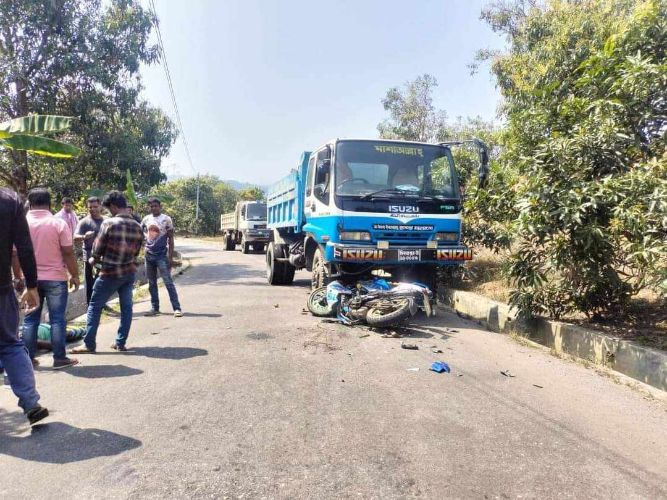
[1, 240, 666, 499]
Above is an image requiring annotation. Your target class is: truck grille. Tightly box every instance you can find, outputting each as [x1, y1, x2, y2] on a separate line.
[376, 231, 430, 245]
[254, 224, 267, 229]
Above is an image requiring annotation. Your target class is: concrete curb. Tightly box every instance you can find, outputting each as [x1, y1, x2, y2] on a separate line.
[438, 289, 667, 393]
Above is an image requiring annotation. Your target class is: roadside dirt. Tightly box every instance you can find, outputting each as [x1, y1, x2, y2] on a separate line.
[454, 247, 667, 351]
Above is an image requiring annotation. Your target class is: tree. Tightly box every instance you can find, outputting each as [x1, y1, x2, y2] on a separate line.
[0, 0, 176, 196]
[482, 0, 667, 318]
[377, 74, 447, 142]
[152, 176, 239, 235]
[238, 186, 266, 202]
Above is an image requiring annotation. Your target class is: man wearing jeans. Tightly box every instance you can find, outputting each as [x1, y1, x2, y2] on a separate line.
[0, 187, 48, 424]
[72, 191, 143, 354]
[74, 196, 105, 304]
[23, 188, 80, 370]
[142, 197, 182, 317]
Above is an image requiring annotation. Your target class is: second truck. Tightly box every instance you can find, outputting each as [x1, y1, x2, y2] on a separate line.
[220, 200, 271, 254]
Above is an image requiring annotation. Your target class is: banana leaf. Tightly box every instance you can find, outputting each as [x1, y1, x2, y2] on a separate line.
[0, 115, 76, 135]
[0, 134, 81, 158]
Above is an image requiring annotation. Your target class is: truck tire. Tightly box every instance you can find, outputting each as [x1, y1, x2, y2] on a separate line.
[266, 243, 295, 285]
[241, 236, 250, 254]
[223, 233, 234, 251]
[311, 247, 330, 290]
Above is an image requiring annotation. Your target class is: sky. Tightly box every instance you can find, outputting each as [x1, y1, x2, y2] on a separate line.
[140, 0, 506, 185]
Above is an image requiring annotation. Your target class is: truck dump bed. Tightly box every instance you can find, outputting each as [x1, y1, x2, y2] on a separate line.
[267, 151, 310, 231]
[220, 212, 236, 231]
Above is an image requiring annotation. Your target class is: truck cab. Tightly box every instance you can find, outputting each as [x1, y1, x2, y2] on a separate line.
[266, 138, 488, 290]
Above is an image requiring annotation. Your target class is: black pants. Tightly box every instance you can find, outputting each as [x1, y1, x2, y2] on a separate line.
[84, 261, 98, 305]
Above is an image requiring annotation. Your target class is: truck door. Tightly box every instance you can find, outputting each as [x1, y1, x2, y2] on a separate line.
[306, 148, 332, 216]
[304, 155, 316, 219]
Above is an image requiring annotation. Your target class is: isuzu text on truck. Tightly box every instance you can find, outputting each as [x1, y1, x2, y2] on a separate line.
[265, 138, 489, 291]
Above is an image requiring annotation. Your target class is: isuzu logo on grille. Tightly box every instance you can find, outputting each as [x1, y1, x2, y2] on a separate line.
[389, 205, 419, 214]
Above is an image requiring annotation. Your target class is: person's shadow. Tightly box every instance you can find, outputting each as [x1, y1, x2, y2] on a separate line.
[0, 411, 141, 464]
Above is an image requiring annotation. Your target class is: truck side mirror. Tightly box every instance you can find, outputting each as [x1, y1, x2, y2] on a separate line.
[473, 138, 490, 189]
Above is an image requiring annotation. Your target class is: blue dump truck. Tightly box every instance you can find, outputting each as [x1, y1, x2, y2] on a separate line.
[265, 138, 489, 291]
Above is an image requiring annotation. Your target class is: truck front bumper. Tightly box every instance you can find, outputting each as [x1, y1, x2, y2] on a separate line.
[244, 230, 272, 243]
[328, 243, 472, 266]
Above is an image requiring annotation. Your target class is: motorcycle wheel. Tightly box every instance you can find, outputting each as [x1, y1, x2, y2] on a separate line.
[307, 286, 333, 317]
[365, 297, 413, 327]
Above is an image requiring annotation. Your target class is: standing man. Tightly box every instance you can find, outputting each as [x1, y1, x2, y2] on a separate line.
[74, 197, 105, 305]
[55, 196, 78, 236]
[23, 188, 80, 369]
[72, 191, 143, 353]
[0, 187, 49, 424]
[142, 197, 183, 317]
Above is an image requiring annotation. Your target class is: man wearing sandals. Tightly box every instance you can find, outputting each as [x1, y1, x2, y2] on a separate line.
[72, 191, 143, 354]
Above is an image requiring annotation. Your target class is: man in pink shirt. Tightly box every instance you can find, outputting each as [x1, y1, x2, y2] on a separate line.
[22, 188, 80, 369]
[55, 197, 78, 236]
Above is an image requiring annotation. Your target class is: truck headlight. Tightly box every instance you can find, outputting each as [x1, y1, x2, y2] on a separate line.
[435, 232, 458, 242]
[339, 231, 371, 241]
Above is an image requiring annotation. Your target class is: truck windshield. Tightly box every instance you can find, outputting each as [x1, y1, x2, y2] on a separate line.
[334, 140, 458, 199]
[246, 203, 266, 220]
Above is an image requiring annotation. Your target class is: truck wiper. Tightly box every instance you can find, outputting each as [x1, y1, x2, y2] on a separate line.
[360, 188, 418, 200]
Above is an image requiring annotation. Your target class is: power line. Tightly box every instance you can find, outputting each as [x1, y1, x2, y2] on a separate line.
[148, 0, 200, 220]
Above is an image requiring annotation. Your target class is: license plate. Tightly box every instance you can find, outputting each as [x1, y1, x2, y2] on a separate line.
[397, 249, 420, 262]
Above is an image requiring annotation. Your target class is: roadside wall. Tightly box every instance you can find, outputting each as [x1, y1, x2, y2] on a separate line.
[439, 289, 667, 392]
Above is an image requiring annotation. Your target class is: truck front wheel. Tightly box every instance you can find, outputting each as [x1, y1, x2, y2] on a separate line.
[241, 235, 250, 254]
[311, 248, 331, 290]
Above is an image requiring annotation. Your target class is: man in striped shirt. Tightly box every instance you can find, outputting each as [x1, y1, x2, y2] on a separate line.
[72, 191, 143, 354]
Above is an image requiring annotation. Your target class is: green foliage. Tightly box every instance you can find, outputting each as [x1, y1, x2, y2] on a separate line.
[237, 186, 266, 202]
[0, 0, 176, 196]
[151, 176, 239, 235]
[484, 0, 667, 318]
[125, 169, 139, 208]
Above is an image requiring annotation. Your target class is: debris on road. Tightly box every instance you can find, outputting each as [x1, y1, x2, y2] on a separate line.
[533, 384, 544, 388]
[432, 348, 443, 354]
[381, 331, 402, 338]
[430, 361, 451, 373]
[500, 370, 516, 378]
[358, 333, 370, 338]
[443, 327, 459, 333]
[406, 367, 420, 372]
[273, 304, 280, 308]
[401, 342, 418, 350]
